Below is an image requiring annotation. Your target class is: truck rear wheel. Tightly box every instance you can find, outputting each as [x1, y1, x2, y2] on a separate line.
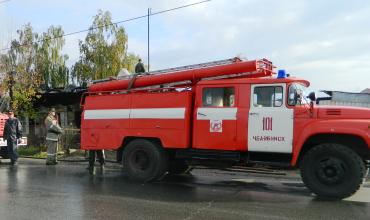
[123, 139, 168, 182]
[300, 143, 365, 199]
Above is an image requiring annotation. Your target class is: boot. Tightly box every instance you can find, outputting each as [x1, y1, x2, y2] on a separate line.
[86, 161, 94, 170]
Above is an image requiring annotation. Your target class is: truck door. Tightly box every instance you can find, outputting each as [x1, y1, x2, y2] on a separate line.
[248, 84, 293, 153]
[193, 86, 238, 150]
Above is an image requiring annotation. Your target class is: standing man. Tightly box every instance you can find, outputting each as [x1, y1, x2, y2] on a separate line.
[87, 150, 105, 170]
[3, 109, 22, 166]
[135, 59, 146, 74]
[44, 108, 63, 165]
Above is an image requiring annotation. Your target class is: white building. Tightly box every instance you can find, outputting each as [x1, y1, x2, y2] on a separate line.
[318, 89, 370, 108]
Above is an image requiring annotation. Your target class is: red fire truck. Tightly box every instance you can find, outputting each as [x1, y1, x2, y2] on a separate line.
[81, 57, 370, 199]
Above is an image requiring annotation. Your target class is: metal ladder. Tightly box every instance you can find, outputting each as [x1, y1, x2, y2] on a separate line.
[93, 56, 269, 84]
[96, 57, 244, 84]
[146, 57, 243, 76]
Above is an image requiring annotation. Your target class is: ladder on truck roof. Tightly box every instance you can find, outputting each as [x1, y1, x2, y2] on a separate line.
[88, 57, 275, 92]
[92, 57, 245, 83]
[115, 57, 250, 90]
[147, 57, 243, 76]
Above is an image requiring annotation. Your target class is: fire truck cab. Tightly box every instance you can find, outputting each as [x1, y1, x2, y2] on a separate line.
[81, 58, 370, 199]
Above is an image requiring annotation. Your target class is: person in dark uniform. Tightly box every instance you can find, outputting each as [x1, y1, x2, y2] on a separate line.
[135, 59, 146, 74]
[87, 150, 105, 170]
[3, 109, 22, 165]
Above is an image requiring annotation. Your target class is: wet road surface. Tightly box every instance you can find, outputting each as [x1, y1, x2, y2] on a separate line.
[0, 158, 369, 220]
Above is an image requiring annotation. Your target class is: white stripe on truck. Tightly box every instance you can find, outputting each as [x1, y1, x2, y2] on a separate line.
[84, 108, 186, 120]
[84, 109, 130, 119]
[196, 107, 237, 120]
[131, 108, 186, 119]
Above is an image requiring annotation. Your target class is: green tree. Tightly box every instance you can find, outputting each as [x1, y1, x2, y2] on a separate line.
[0, 23, 41, 116]
[0, 24, 69, 116]
[72, 10, 140, 84]
[123, 53, 142, 73]
[36, 26, 69, 88]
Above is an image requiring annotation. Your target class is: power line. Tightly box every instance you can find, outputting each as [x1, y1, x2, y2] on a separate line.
[151, 0, 210, 16]
[0, 0, 211, 52]
[0, 0, 11, 4]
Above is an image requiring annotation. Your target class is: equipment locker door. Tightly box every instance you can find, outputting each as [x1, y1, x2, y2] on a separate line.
[247, 84, 293, 153]
[193, 86, 238, 150]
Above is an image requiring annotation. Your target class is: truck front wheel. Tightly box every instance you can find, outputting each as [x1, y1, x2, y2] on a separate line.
[300, 143, 365, 199]
[123, 139, 168, 182]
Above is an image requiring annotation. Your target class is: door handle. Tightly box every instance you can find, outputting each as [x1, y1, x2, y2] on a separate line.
[198, 112, 207, 116]
[249, 112, 259, 116]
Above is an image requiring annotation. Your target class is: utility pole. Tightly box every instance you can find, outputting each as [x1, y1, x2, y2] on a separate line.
[147, 8, 151, 72]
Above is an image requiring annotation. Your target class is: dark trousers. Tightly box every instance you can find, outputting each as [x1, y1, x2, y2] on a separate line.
[46, 140, 58, 163]
[7, 140, 18, 163]
[89, 150, 105, 167]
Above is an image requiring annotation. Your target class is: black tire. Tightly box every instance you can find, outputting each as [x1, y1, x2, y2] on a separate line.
[168, 159, 190, 175]
[123, 139, 168, 182]
[300, 143, 365, 199]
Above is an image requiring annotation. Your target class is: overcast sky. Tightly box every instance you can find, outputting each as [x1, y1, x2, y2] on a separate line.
[1, 0, 369, 92]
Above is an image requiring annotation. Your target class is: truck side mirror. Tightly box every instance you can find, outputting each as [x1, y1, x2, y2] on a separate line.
[308, 92, 316, 102]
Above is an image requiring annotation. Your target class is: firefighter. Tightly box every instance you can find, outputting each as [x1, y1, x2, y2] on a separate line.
[3, 109, 22, 165]
[45, 108, 63, 165]
[135, 59, 146, 74]
[87, 150, 105, 170]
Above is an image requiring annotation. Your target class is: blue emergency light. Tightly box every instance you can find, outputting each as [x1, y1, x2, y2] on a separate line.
[277, 69, 286, 78]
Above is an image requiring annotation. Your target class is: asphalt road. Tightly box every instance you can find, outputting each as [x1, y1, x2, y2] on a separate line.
[0, 158, 369, 220]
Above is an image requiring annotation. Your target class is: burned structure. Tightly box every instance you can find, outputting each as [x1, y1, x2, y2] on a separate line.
[29, 87, 85, 149]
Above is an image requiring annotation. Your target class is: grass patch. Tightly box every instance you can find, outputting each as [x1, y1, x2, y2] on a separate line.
[18, 146, 47, 158]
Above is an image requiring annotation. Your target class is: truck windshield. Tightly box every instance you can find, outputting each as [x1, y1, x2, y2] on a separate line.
[288, 83, 309, 106]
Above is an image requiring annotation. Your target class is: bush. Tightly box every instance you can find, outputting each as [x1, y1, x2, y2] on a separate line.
[18, 146, 47, 158]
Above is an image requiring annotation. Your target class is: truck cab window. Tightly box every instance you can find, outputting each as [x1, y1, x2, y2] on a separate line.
[253, 86, 283, 107]
[288, 83, 308, 106]
[202, 87, 235, 107]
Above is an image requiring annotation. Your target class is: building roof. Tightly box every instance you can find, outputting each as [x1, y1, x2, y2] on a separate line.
[321, 90, 370, 103]
[33, 90, 85, 108]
